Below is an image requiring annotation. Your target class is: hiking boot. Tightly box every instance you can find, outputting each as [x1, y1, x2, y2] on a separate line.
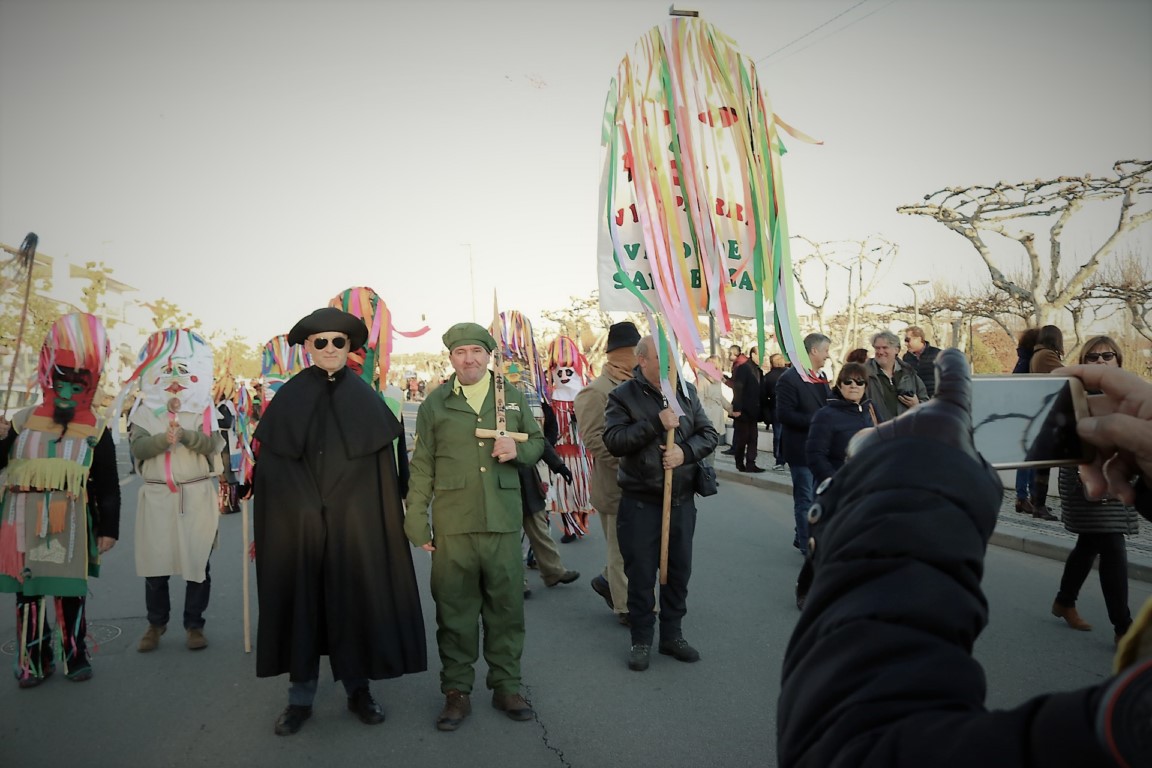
[138, 624, 166, 652]
[628, 643, 651, 671]
[1052, 601, 1092, 631]
[186, 627, 208, 650]
[545, 570, 579, 587]
[436, 690, 471, 731]
[659, 637, 701, 663]
[492, 691, 534, 721]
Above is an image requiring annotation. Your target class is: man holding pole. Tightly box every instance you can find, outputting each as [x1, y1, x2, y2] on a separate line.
[603, 335, 718, 672]
[405, 322, 545, 731]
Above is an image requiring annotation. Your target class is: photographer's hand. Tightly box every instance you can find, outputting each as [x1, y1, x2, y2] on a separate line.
[1055, 364, 1152, 505]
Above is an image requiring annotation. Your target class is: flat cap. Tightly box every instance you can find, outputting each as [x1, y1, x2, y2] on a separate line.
[287, 307, 369, 349]
[442, 322, 497, 353]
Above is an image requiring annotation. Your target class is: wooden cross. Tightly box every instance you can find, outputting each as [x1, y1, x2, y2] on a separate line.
[475, 363, 528, 442]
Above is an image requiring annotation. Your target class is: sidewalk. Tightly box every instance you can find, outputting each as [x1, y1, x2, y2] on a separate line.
[713, 432, 1152, 583]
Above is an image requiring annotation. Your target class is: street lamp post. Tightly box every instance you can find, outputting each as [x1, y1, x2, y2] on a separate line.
[903, 280, 929, 326]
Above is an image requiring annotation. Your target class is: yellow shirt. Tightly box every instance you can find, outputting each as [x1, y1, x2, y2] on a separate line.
[453, 373, 491, 414]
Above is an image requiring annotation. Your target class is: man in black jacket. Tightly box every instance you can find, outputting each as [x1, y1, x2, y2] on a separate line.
[760, 353, 788, 469]
[774, 334, 832, 556]
[902, 325, 941, 398]
[778, 349, 1152, 767]
[730, 353, 764, 472]
[603, 335, 718, 673]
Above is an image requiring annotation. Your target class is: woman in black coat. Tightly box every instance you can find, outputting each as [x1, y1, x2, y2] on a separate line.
[794, 363, 873, 608]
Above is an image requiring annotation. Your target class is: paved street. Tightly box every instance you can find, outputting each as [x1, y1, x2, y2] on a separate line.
[2, 430, 1149, 767]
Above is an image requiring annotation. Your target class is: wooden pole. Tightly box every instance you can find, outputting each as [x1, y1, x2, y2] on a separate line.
[659, 362, 679, 585]
[242, 496, 251, 653]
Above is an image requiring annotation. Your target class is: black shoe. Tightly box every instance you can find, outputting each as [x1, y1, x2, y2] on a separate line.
[721, 449, 737, 456]
[274, 705, 312, 736]
[745, 466, 766, 474]
[628, 644, 651, 671]
[546, 569, 579, 587]
[658, 637, 701, 663]
[590, 575, 614, 610]
[560, 533, 577, 543]
[347, 687, 385, 725]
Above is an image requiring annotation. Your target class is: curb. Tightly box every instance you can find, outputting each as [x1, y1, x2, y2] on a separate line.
[715, 465, 1152, 584]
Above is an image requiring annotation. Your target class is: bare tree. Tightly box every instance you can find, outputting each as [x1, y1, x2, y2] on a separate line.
[1081, 252, 1152, 344]
[789, 235, 896, 363]
[139, 298, 201, 331]
[898, 160, 1152, 327]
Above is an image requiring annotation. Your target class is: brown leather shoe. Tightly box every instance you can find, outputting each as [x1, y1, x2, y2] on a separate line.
[1052, 601, 1092, 631]
[138, 624, 166, 652]
[436, 690, 471, 731]
[1014, 499, 1035, 514]
[1032, 505, 1058, 521]
[491, 691, 534, 721]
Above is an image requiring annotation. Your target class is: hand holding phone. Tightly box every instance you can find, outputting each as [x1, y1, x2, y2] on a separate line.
[970, 375, 1093, 469]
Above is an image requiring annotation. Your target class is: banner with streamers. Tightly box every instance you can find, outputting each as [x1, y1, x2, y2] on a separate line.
[597, 14, 821, 379]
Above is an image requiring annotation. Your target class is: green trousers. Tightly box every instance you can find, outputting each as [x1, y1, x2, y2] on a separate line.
[430, 531, 524, 694]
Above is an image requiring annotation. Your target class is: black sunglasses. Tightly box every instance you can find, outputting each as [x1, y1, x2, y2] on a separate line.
[1084, 351, 1115, 362]
[312, 336, 348, 350]
[840, 378, 867, 387]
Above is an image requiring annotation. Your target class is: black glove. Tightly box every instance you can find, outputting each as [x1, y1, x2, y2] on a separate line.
[848, 348, 982, 465]
[557, 465, 573, 485]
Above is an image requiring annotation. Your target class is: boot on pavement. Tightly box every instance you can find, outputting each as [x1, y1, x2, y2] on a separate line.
[1052, 600, 1092, 631]
[138, 624, 166, 652]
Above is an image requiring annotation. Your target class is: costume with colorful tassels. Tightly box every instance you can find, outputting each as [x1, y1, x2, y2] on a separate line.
[0, 312, 121, 685]
[544, 336, 595, 541]
[125, 330, 223, 642]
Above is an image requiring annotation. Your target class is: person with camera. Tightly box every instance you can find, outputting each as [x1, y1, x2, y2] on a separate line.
[863, 330, 927, 422]
[778, 348, 1152, 767]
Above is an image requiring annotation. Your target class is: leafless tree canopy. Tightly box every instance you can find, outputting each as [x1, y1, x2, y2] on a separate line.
[898, 159, 1151, 330]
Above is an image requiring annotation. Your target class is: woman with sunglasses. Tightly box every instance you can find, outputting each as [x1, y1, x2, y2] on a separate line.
[1050, 336, 1136, 643]
[794, 363, 875, 609]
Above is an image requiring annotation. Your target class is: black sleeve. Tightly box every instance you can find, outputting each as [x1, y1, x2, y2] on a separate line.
[541, 442, 566, 474]
[0, 428, 15, 471]
[87, 430, 122, 540]
[395, 428, 409, 500]
[778, 438, 1113, 767]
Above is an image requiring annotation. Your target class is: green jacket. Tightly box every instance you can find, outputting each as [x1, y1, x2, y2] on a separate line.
[405, 372, 545, 545]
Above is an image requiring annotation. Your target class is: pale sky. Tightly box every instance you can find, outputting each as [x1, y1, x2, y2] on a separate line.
[2, 0, 1149, 354]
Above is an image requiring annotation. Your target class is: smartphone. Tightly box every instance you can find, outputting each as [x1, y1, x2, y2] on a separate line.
[970, 375, 1094, 469]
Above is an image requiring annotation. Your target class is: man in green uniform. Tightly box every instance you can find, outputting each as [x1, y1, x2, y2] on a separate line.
[405, 322, 545, 732]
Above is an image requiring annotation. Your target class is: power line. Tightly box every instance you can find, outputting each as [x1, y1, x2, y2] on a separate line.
[760, 0, 901, 67]
[755, 0, 872, 63]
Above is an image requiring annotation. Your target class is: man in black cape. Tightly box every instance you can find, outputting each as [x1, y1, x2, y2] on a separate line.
[250, 307, 426, 736]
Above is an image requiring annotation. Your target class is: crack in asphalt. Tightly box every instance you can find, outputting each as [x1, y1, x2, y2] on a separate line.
[523, 683, 572, 767]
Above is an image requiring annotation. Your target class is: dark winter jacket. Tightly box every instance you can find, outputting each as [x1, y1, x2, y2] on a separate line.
[902, 344, 942, 398]
[520, 443, 567, 516]
[603, 367, 719, 504]
[760, 366, 788, 427]
[805, 397, 874, 485]
[864, 358, 928, 423]
[730, 359, 762, 424]
[774, 367, 832, 467]
[778, 437, 1129, 767]
[1011, 347, 1034, 374]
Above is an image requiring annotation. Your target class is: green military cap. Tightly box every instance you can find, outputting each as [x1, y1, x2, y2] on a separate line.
[442, 322, 497, 353]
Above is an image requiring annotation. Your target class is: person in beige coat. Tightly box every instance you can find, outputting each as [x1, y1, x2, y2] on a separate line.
[573, 322, 640, 625]
[129, 330, 223, 652]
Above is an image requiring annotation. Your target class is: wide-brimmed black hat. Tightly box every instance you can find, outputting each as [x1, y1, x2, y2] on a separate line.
[605, 321, 641, 353]
[287, 307, 369, 349]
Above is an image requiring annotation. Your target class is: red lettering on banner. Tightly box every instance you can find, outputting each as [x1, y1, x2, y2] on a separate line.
[697, 106, 739, 127]
[615, 204, 639, 227]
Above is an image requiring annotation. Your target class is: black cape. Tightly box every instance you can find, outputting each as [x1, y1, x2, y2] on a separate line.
[252, 366, 426, 681]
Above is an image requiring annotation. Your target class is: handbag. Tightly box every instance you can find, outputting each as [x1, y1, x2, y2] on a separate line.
[694, 463, 718, 497]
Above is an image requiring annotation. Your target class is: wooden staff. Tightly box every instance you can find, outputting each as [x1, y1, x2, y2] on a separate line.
[2, 233, 39, 415]
[659, 362, 679, 585]
[242, 496, 251, 653]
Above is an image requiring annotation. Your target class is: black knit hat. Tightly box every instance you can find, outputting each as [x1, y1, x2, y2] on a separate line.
[287, 307, 369, 349]
[605, 322, 641, 353]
